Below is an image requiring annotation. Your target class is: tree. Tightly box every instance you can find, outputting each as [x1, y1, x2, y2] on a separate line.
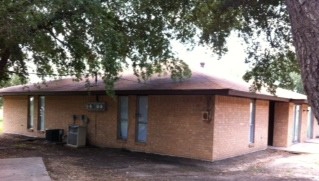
[0, 0, 193, 89]
[289, 73, 304, 94]
[285, 0, 319, 124]
[0, 1, 318, 121]
[0, 1, 295, 87]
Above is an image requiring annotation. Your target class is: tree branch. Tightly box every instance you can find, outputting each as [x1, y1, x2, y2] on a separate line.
[0, 48, 11, 77]
[45, 28, 75, 53]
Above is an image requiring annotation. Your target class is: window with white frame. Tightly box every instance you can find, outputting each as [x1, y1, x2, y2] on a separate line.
[38, 96, 45, 131]
[136, 96, 148, 143]
[28, 96, 34, 129]
[249, 99, 256, 144]
[118, 96, 129, 140]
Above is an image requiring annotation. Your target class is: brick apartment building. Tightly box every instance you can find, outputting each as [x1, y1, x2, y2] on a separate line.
[0, 72, 317, 161]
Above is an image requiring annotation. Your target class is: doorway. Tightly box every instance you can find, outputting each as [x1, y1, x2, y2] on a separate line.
[268, 101, 275, 146]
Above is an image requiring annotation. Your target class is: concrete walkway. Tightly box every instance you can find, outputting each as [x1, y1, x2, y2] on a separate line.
[0, 157, 51, 181]
[269, 139, 319, 154]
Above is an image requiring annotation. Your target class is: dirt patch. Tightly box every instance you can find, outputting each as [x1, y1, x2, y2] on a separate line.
[0, 133, 318, 181]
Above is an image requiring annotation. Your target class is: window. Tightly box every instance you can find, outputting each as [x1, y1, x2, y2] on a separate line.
[38, 96, 45, 131]
[28, 96, 34, 129]
[293, 105, 302, 143]
[118, 96, 129, 140]
[249, 99, 256, 144]
[136, 96, 148, 143]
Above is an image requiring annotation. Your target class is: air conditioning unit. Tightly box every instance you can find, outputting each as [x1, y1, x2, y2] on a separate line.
[46, 129, 64, 142]
[67, 125, 86, 147]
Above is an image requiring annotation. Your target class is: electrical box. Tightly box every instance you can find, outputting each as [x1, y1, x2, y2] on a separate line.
[67, 125, 86, 147]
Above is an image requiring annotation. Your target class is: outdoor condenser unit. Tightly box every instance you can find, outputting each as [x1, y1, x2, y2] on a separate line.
[67, 125, 87, 147]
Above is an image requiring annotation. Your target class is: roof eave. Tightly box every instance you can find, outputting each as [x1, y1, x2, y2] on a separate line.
[290, 99, 308, 104]
[0, 88, 301, 103]
[228, 89, 290, 102]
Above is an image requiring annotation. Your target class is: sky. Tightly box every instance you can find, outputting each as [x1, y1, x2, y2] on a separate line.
[172, 33, 250, 80]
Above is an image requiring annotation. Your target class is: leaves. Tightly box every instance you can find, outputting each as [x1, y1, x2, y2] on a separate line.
[0, 0, 194, 88]
[0, 0, 300, 94]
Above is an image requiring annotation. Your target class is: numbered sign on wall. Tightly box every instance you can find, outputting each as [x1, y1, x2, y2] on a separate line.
[86, 102, 106, 112]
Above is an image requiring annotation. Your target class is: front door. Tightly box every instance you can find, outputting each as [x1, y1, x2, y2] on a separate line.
[268, 101, 275, 146]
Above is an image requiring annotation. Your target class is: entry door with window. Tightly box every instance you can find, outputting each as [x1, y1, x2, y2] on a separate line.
[136, 96, 148, 143]
[293, 105, 302, 143]
[38, 96, 46, 131]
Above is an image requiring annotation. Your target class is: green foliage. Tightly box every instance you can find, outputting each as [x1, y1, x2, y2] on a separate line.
[289, 73, 304, 94]
[0, 0, 299, 93]
[0, 0, 193, 88]
[187, 0, 297, 93]
[188, 0, 299, 93]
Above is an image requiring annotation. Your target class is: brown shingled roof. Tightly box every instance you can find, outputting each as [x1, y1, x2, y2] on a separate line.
[0, 71, 307, 103]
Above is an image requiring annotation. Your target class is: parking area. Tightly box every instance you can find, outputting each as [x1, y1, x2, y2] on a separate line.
[0, 134, 318, 181]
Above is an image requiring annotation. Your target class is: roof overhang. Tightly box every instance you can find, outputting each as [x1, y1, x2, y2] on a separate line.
[290, 99, 308, 104]
[227, 89, 289, 102]
[0, 88, 296, 102]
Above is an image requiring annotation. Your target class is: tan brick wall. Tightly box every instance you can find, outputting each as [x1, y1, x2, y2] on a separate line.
[212, 96, 269, 161]
[3, 96, 43, 137]
[3, 95, 214, 161]
[3, 96, 28, 135]
[273, 102, 290, 147]
[9, 94, 315, 161]
[273, 103, 311, 147]
[44, 95, 118, 147]
[146, 95, 214, 160]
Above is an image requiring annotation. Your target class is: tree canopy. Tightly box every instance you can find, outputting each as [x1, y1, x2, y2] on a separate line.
[0, 0, 299, 91]
[0, 0, 196, 89]
[5, 0, 319, 120]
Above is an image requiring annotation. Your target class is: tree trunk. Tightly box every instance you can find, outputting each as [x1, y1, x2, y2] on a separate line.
[0, 48, 10, 78]
[286, 0, 319, 124]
